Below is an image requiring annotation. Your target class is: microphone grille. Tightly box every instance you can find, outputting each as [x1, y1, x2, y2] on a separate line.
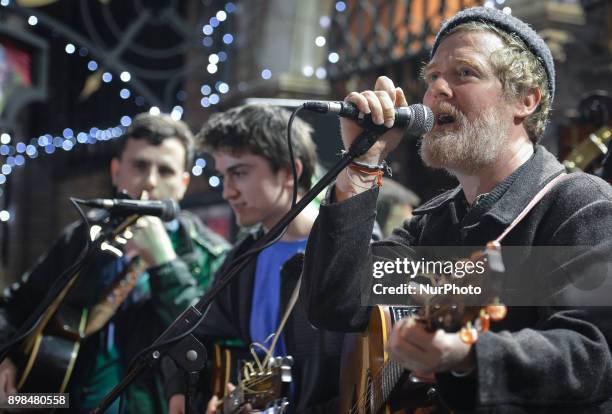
[410, 104, 434, 136]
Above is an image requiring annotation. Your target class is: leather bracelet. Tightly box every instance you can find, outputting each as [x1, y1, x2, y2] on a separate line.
[339, 150, 393, 177]
[348, 164, 384, 187]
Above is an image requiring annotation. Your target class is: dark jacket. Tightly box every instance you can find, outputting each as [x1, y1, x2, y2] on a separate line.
[165, 229, 345, 414]
[302, 145, 612, 413]
[0, 210, 229, 413]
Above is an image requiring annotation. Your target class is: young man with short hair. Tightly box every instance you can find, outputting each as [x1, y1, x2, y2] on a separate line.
[167, 104, 344, 414]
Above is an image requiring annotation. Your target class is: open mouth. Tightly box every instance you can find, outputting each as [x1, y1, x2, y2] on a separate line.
[437, 114, 455, 125]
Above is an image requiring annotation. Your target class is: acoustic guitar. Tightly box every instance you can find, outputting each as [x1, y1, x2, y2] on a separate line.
[16, 214, 144, 393]
[339, 248, 507, 414]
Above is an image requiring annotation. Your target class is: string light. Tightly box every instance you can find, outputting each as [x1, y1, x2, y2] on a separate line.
[302, 66, 314, 77]
[0, 210, 10, 222]
[192, 165, 203, 176]
[209, 176, 221, 187]
[198, 2, 236, 108]
[170, 106, 183, 121]
[0, 3, 235, 217]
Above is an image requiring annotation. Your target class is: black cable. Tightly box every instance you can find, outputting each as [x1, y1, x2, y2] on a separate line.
[287, 106, 301, 208]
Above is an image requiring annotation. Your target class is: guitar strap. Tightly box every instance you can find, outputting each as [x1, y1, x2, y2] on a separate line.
[493, 172, 568, 245]
[84, 257, 147, 337]
[262, 275, 302, 368]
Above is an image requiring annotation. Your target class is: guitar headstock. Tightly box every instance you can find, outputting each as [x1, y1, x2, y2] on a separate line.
[411, 243, 508, 344]
[563, 126, 612, 172]
[87, 192, 142, 257]
[221, 356, 293, 414]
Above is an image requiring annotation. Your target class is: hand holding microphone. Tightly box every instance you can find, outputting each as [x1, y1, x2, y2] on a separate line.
[123, 191, 178, 267]
[324, 76, 431, 165]
[78, 191, 179, 266]
[326, 76, 432, 200]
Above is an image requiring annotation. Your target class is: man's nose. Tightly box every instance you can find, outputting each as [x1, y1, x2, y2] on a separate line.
[143, 169, 159, 191]
[428, 76, 453, 101]
[221, 180, 238, 200]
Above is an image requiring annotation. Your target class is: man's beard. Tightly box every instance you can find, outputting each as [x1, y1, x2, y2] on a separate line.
[420, 102, 509, 174]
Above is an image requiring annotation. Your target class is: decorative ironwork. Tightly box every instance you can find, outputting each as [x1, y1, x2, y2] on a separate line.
[4, 0, 216, 110]
[327, 0, 482, 80]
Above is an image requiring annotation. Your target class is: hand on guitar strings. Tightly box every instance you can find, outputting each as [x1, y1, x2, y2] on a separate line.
[206, 383, 253, 414]
[386, 317, 475, 378]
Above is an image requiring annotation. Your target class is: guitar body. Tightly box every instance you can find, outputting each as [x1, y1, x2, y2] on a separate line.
[18, 305, 87, 393]
[339, 305, 449, 414]
[340, 305, 392, 414]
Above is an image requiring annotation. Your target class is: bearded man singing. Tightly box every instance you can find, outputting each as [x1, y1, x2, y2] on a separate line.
[301, 6, 612, 413]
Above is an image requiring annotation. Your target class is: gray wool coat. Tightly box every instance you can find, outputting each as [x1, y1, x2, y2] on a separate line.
[302, 145, 612, 413]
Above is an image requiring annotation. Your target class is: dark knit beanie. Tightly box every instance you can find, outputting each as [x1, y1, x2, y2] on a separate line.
[431, 6, 555, 105]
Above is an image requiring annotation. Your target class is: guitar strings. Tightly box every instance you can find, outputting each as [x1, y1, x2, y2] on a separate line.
[350, 358, 399, 413]
[234, 338, 283, 394]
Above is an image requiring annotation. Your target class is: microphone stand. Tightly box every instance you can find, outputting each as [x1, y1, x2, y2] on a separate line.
[92, 125, 389, 414]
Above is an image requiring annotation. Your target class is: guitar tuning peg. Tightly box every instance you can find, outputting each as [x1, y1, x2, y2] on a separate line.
[115, 236, 128, 245]
[459, 323, 478, 345]
[486, 305, 507, 321]
[90, 225, 103, 241]
[478, 310, 491, 332]
[100, 241, 123, 257]
[284, 356, 294, 366]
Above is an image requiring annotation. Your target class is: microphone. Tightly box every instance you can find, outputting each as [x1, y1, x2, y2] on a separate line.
[303, 101, 434, 136]
[79, 198, 180, 221]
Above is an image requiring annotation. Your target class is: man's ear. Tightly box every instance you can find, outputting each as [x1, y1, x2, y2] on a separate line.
[282, 159, 303, 188]
[177, 171, 191, 199]
[110, 158, 120, 186]
[514, 88, 541, 120]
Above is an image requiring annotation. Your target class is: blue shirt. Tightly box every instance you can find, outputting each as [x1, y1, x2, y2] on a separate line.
[249, 239, 307, 357]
